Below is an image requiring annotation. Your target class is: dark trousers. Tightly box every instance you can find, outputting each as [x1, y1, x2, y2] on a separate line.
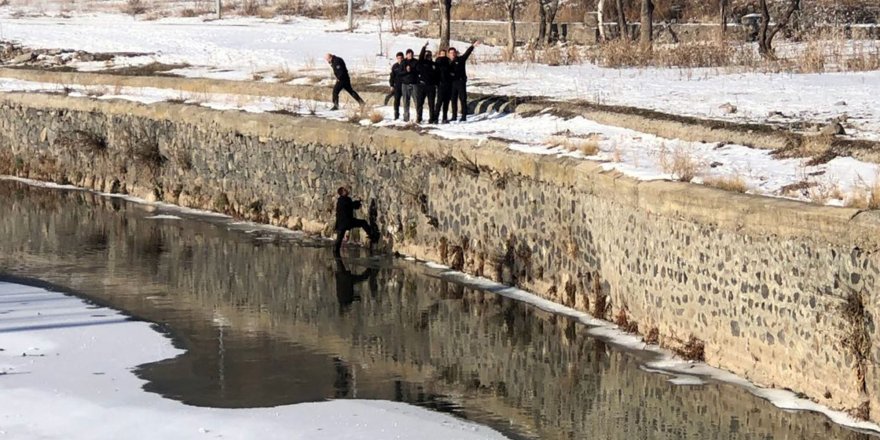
[334, 219, 371, 255]
[416, 83, 437, 123]
[401, 84, 416, 122]
[390, 84, 402, 119]
[450, 80, 468, 121]
[436, 83, 452, 122]
[332, 80, 364, 108]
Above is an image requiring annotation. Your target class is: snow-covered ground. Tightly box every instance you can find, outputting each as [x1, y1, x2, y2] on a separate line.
[2, 76, 877, 205]
[0, 281, 509, 440]
[0, 12, 878, 140]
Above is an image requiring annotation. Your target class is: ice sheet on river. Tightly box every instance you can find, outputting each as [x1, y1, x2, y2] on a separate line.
[0, 281, 509, 440]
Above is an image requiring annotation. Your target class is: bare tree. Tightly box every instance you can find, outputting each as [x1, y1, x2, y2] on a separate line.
[503, 0, 523, 56]
[639, 0, 654, 51]
[719, 0, 728, 37]
[439, 0, 452, 50]
[614, 0, 627, 40]
[542, 0, 560, 45]
[758, 0, 801, 59]
[597, 0, 607, 42]
[537, 0, 547, 44]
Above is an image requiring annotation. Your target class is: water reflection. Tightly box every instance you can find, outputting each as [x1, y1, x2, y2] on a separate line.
[0, 181, 874, 440]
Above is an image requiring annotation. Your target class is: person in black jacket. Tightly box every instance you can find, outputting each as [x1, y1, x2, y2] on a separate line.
[433, 49, 451, 124]
[325, 53, 364, 111]
[400, 48, 418, 122]
[334, 186, 377, 256]
[388, 52, 405, 120]
[448, 41, 480, 122]
[415, 42, 437, 124]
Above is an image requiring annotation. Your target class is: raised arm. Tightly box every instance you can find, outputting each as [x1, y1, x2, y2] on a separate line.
[419, 42, 428, 61]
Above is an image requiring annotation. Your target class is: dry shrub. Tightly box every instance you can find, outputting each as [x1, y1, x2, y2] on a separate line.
[703, 174, 748, 193]
[798, 40, 827, 73]
[659, 145, 703, 182]
[808, 182, 843, 205]
[121, 0, 147, 16]
[845, 44, 880, 72]
[546, 135, 599, 156]
[368, 109, 384, 124]
[675, 335, 706, 361]
[644, 327, 660, 345]
[241, 0, 260, 16]
[844, 176, 880, 210]
[614, 308, 639, 334]
[275, 64, 296, 83]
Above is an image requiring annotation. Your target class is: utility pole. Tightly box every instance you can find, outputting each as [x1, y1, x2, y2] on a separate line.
[347, 0, 354, 31]
[216, 0, 222, 20]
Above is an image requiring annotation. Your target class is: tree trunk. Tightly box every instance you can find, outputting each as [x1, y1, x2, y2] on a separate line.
[615, 0, 627, 41]
[758, 0, 800, 59]
[546, 0, 559, 45]
[347, 0, 354, 31]
[639, 0, 653, 51]
[597, 0, 606, 42]
[507, 1, 517, 56]
[439, 0, 452, 50]
[537, 0, 547, 45]
[719, 0, 728, 37]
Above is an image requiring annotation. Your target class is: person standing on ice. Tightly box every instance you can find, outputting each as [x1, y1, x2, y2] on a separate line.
[388, 52, 405, 120]
[448, 41, 480, 122]
[415, 42, 438, 124]
[433, 49, 452, 124]
[333, 186, 378, 256]
[325, 53, 364, 111]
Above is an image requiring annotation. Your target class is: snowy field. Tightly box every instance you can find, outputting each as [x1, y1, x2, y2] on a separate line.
[0, 281, 509, 440]
[0, 11, 878, 141]
[1, 76, 877, 206]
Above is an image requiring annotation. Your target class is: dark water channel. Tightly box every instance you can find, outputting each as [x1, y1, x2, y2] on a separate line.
[0, 180, 875, 440]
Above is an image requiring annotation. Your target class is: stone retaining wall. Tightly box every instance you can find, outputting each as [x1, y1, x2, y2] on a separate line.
[0, 93, 878, 422]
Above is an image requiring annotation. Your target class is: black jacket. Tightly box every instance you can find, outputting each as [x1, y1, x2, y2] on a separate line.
[449, 45, 474, 82]
[390, 62, 405, 88]
[416, 47, 436, 86]
[434, 56, 451, 86]
[330, 55, 350, 82]
[335, 195, 362, 231]
[400, 58, 418, 85]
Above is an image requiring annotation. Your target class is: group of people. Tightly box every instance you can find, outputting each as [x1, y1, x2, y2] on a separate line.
[325, 40, 481, 124]
[388, 40, 480, 124]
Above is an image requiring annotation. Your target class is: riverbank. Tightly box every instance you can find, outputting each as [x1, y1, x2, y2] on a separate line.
[0, 91, 878, 424]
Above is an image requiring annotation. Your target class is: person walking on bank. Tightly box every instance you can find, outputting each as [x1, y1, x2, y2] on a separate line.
[388, 52, 405, 120]
[415, 42, 438, 124]
[433, 49, 451, 124]
[448, 41, 480, 122]
[325, 53, 365, 111]
[334, 186, 377, 256]
[400, 48, 418, 123]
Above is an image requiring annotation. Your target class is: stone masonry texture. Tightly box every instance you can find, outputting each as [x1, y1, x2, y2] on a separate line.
[0, 93, 878, 422]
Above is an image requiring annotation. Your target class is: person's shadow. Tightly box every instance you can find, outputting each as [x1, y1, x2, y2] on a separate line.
[334, 258, 377, 314]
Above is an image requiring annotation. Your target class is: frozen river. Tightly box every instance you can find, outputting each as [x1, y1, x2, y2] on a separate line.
[0, 180, 876, 439]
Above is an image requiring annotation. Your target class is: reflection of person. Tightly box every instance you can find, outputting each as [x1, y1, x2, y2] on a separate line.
[334, 186, 377, 256]
[334, 258, 376, 312]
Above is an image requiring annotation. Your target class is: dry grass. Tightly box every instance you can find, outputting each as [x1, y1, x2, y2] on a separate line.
[368, 108, 384, 124]
[844, 176, 880, 210]
[546, 135, 600, 156]
[613, 308, 639, 334]
[703, 174, 749, 193]
[658, 145, 704, 182]
[675, 335, 706, 362]
[275, 64, 296, 83]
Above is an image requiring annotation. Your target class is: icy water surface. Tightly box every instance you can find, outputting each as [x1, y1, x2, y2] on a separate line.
[0, 180, 876, 440]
